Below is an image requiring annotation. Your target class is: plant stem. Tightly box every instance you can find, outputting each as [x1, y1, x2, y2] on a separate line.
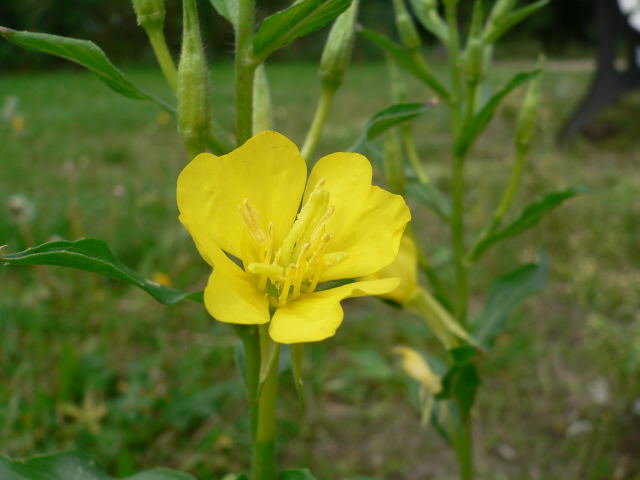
[455, 414, 474, 480]
[233, 325, 260, 440]
[147, 28, 177, 92]
[252, 344, 280, 480]
[301, 86, 336, 162]
[235, 0, 257, 145]
[451, 151, 468, 325]
[401, 125, 429, 184]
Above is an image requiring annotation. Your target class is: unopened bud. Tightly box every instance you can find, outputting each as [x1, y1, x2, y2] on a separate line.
[515, 67, 542, 155]
[319, 0, 359, 90]
[393, 0, 421, 51]
[132, 0, 166, 31]
[484, 0, 516, 42]
[464, 37, 485, 85]
[177, 0, 211, 155]
[409, 0, 449, 44]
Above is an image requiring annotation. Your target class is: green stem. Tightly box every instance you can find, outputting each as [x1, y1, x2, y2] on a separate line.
[252, 344, 280, 480]
[301, 86, 336, 162]
[233, 325, 260, 440]
[146, 27, 177, 92]
[451, 151, 468, 325]
[235, 0, 257, 145]
[411, 51, 451, 102]
[454, 414, 474, 480]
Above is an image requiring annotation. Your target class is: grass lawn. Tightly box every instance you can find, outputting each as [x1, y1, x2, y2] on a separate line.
[1, 60, 639, 479]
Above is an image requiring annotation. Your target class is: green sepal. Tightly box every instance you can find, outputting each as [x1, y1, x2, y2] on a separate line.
[0, 27, 175, 114]
[0, 239, 199, 305]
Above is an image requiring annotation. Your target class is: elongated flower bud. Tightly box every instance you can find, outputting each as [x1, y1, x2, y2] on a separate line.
[178, 0, 211, 156]
[319, 0, 359, 90]
[515, 66, 542, 155]
[463, 0, 485, 85]
[484, 0, 516, 42]
[393, 0, 421, 51]
[132, 0, 166, 31]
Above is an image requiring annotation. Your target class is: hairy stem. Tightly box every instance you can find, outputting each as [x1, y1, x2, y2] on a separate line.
[235, 0, 257, 145]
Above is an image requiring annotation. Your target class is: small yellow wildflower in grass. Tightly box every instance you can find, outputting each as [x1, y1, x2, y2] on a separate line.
[11, 114, 25, 132]
[177, 131, 411, 343]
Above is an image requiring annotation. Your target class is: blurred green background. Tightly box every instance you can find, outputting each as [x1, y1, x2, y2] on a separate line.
[1, 1, 640, 480]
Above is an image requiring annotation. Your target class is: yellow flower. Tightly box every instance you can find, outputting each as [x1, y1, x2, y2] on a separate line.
[11, 114, 24, 132]
[177, 131, 411, 343]
[394, 345, 441, 394]
[363, 233, 418, 304]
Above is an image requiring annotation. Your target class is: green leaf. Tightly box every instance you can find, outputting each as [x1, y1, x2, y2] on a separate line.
[470, 186, 587, 260]
[349, 102, 436, 152]
[209, 0, 238, 29]
[0, 452, 196, 480]
[1, 239, 199, 305]
[279, 469, 318, 480]
[407, 181, 452, 222]
[436, 363, 480, 416]
[472, 253, 549, 348]
[0, 27, 175, 114]
[253, 0, 351, 61]
[454, 70, 539, 158]
[485, 0, 550, 43]
[359, 29, 450, 100]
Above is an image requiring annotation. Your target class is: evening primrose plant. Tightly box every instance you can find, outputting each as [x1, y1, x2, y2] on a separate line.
[0, 1, 409, 479]
[0, 0, 582, 479]
[359, 0, 585, 478]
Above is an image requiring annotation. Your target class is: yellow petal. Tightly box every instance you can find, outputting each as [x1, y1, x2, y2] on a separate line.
[269, 278, 399, 343]
[177, 131, 307, 260]
[393, 346, 442, 394]
[203, 243, 270, 325]
[363, 233, 418, 304]
[306, 152, 411, 280]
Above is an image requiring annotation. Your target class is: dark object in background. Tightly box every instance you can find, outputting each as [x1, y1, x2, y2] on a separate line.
[559, 0, 640, 143]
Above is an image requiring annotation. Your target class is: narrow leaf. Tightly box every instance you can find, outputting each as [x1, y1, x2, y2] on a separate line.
[359, 28, 450, 100]
[485, 0, 550, 43]
[253, 0, 351, 61]
[471, 186, 587, 260]
[407, 181, 452, 222]
[0, 452, 196, 480]
[454, 70, 539, 158]
[472, 253, 549, 348]
[349, 102, 436, 152]
[0, 27, 175, 114]
[1, 239, 197, 305]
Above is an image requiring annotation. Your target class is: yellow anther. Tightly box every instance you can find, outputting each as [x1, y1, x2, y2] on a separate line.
[247, 262, 284, 278]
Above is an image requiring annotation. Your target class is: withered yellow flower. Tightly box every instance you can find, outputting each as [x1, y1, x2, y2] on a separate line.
[177, 131, 411, 344]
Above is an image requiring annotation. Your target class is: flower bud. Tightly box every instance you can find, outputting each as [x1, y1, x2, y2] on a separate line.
[463, 0, 485, 85]
[393, 0, 422, 51]
[177, 0, 211, 156]
[409, 0, 449, 44]
[394, 346, 442, 394]
[515, 67, 542, 155]
[484, 0, 516, 42]
[131, 0, 166, 31]
[319, 0, 359, 90]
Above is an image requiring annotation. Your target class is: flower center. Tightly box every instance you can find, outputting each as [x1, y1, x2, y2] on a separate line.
[239, 180, 348, 307]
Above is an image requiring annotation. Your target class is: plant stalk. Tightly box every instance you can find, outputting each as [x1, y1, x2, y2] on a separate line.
[455, 414, 474, 480]
[147, 27, 177, 91]
[301, 86, 336, 162]
[251, 344, 280, 480]
[235, 0, 257, 145]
